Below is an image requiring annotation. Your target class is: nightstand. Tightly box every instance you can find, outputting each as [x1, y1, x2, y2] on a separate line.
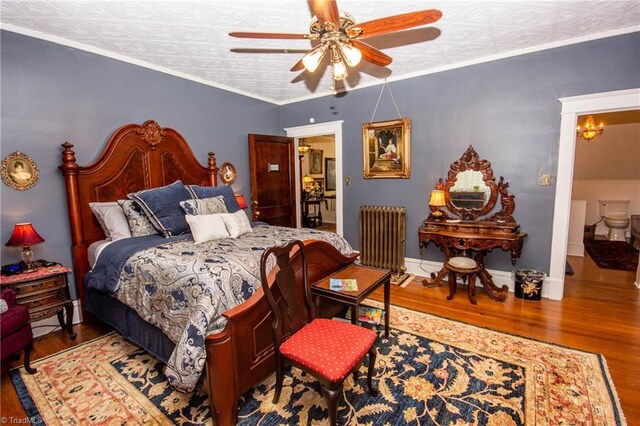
[0, 264, 77, 339]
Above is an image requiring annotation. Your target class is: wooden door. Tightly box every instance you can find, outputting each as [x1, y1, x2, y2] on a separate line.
[248, 134, 296, 227]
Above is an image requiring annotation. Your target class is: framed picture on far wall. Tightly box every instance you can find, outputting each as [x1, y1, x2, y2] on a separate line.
[310, 149, 323, 174]
[325, 158, 336, 191]
[362, 118, 411, 179]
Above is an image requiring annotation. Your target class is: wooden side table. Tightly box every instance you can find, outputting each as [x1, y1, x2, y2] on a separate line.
[312, 264, 392, 339]
[0, 264, 77, 339]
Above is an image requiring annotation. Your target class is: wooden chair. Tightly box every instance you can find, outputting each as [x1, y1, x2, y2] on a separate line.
[1, 288, 36, 373]
[260, 240, 378, 426]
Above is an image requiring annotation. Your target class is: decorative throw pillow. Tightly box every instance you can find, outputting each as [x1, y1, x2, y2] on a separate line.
[89, 201, 132, 241]
[220, 210, 253, 238]
[187, 184, 240, 213]
[128, 181, 196, 237]
[185, 213, 230, 243]
[118, 199, 158, 237]
[180, 196, 228, 215]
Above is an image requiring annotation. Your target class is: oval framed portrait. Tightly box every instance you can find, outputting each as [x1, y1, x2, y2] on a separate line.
[1, 151, 39, 191]
[219, 162, 237, 185]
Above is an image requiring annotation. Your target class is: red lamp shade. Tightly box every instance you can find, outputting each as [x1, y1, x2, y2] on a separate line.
[5, 223, 45, 247]
[235, 193, 248, 209]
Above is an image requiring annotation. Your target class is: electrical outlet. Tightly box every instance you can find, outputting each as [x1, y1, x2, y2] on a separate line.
[539, 173, 552, 186]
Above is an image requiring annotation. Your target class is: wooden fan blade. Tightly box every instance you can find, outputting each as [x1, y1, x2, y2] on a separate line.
[309, 0, 340, 27]
[350, 39, 392, 67]
[229, 31, 309, 40]
[346, 9, 442, 38]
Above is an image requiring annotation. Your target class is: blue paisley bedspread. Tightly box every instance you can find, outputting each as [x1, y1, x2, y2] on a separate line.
[86, 225, 353, 392]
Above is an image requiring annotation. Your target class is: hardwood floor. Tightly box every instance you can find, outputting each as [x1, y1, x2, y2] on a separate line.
[2, 253, 638, 422]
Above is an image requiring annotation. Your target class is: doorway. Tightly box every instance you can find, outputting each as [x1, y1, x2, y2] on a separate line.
[285, 120, 344, 236]
[299, 134, 337, 233]
[549, 88, 640, 300]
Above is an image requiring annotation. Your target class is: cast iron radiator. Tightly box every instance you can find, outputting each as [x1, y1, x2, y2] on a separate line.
[359, 205, 409, 284]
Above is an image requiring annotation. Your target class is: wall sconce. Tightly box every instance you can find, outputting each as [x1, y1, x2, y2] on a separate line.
[428, 189, 446, 220]
[576, 115, 604, 142]
[5, 223, 45, 271]
[234, 193, 248, 209]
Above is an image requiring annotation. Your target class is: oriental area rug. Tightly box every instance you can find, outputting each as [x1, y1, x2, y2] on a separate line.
[11, 304, 626, 425]
[584, 239, 639, 271]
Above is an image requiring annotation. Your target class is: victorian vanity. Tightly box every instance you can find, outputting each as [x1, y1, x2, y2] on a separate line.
[419, 145, 527, 302]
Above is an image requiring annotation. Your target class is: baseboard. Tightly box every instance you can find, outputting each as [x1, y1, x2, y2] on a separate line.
[31, 299, 83, 338]
[567, 243, 585, 257]
[404, 257, 559, 300]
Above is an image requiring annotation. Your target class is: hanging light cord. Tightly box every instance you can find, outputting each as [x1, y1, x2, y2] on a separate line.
[370, 79, 402, 122]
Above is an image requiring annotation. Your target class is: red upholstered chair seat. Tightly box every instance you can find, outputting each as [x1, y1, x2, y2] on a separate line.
[0, 302, 31, 335]
[280, 318, 377, 383]
[1, 288, 37, 373]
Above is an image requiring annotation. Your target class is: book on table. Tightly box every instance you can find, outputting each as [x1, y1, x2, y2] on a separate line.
[345, 306, 385, 325]
[329, 278, 358, 291]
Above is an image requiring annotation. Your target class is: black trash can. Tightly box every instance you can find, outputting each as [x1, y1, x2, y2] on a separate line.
[513, 269, 546, 300]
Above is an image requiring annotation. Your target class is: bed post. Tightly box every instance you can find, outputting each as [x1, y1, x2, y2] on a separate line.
[59, 142, 89, 313]
[208, 152, 218, 186]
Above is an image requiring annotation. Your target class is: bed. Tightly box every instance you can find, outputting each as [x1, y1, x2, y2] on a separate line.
[59, 120, 358, 425]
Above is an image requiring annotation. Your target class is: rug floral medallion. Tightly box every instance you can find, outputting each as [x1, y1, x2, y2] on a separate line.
[11, 303, 625, 425]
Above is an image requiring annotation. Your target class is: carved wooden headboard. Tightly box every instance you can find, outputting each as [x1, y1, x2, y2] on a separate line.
[60, 120, 218, 305]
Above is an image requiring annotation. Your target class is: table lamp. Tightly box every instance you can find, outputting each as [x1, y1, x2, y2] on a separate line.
[428, 189, 446, 219]
[5, 223, 45, 271]
[302, 175, 314, 192]
[234, 193, 248, 209]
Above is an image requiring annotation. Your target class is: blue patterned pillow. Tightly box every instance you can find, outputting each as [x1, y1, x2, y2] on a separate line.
[128, 181, 196, 237]
[188, 185, 240, 213]
[118, 200, 158, 237]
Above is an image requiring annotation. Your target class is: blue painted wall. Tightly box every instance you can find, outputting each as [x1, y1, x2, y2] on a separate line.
[1, 30, 638, 299]
[279, 32, 640, 272]
[0, 31, 279, 297]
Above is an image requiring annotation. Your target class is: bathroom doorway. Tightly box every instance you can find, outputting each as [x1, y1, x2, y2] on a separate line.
[550, 88, 640, 300]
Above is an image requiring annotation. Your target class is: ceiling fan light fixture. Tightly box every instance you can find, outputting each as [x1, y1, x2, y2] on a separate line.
[301, 45, 327, 72]
[332, 60, 348, 81]
[339, 42, 362, 67]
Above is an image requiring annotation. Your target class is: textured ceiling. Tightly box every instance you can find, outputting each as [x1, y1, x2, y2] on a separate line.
[1, 1, 639, 105]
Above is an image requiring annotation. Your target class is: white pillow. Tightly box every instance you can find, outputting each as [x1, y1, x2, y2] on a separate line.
[220, 210, 253, 238]
[185, 213, 230, 243]
[89, 202, 132, 241]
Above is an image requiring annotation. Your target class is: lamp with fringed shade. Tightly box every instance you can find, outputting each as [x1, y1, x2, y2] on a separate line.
[234, 193, 248, 209]
[5, 223, 45, 271]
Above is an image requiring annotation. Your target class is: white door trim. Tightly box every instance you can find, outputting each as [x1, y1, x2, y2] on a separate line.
[549, 88, 640, 300]
[285, 120, 344, 236]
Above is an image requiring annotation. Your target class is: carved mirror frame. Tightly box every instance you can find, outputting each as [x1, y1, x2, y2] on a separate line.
[443, 145, 497, 221]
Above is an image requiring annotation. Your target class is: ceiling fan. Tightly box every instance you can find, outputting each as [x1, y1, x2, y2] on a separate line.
[229, 0, 442, 81]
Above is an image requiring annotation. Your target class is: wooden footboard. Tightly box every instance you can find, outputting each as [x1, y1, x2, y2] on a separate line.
[204, 240, 358, 426]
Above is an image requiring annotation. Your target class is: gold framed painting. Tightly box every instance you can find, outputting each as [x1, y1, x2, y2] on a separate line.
[309, 149, 323, 174]
[1, 151, 39, 191]
[363, 118, 411, 179]
[219, 162, 237, 185]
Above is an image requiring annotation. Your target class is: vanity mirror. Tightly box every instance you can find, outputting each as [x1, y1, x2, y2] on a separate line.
[429, 145, 516, 224]
[419, 145, 527, 303]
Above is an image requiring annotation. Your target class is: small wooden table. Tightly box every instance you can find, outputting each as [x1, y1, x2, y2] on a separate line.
[0, 264, 76, 339]
[312, 264, 392, 338]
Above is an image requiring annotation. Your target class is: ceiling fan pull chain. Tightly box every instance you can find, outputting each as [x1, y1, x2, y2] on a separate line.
[370, 79, 403, 122]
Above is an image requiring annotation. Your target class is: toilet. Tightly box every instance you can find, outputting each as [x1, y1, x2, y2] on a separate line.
[598, 200, 630, 241]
